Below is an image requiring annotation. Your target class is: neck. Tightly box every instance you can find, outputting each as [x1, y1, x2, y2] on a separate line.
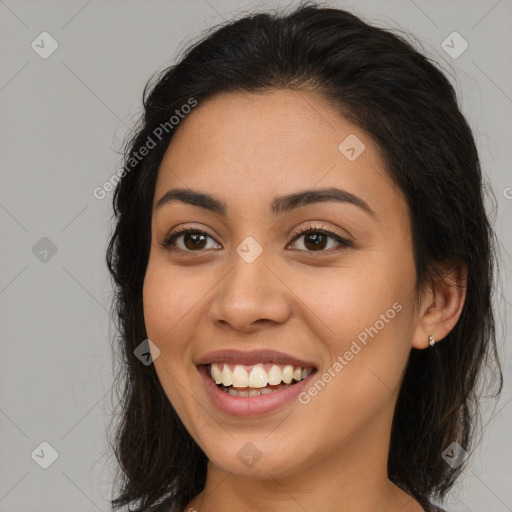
[184, 406, 423, 512]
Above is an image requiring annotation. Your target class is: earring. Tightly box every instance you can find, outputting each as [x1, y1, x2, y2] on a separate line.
[428, 335, 436, 347]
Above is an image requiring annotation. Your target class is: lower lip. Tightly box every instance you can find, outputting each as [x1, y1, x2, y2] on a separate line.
[198, 365, 316, 417]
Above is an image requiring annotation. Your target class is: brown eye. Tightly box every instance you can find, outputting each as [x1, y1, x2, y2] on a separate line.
[162, 226, 351, 253]
[303, 232, 328, 251]
[162, 229, 221, 252]
[289, 227, 351, 252]
[182, 232, 208, 250]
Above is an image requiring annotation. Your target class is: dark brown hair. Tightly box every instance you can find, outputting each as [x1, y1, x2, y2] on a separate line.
[106, 3, 503, 510]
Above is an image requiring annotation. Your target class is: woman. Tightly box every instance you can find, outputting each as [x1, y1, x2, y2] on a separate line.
[106, 3, 503, 511]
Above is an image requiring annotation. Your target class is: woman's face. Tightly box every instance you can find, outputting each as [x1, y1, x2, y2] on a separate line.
[143, 89, 426, 479]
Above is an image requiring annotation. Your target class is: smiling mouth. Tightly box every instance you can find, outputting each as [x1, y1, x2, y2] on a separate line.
[205, 362, 316, 397]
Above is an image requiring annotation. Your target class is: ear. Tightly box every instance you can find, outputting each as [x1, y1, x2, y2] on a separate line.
[411, 261, 467, 350]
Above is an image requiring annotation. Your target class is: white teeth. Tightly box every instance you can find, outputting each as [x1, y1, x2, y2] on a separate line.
[267, 365, 283, 385]
[221, 365, 233, 387]
[248, 365, 267, 388]
[209, 362, 314, 389]
[223, 383, 293, 397]
[232, 366, 249, 388]
[282, 365, 294, 384]
[211, 363, 223, 384]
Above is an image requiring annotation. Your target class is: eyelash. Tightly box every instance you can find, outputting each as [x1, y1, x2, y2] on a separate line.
[161, 225, 352, 253]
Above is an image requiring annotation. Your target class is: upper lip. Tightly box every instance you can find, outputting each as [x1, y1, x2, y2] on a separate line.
[195, 349, 317, 368]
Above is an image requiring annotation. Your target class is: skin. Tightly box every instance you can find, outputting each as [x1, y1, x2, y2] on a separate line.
[142, 89, 467, 512]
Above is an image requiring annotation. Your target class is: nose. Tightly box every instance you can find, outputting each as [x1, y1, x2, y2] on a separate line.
[208, 248, 292, 333]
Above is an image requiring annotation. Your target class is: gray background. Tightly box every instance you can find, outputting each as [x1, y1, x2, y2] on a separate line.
[1, 0, 510, 510]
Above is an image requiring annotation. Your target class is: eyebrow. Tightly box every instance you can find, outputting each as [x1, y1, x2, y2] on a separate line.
[155, 187, 375, 217]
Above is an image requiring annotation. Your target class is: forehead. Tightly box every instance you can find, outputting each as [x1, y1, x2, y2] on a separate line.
[154, 89, 403, 218]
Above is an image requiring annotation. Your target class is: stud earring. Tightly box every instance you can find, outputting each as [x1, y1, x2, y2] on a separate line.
[428, 335, 436, 347]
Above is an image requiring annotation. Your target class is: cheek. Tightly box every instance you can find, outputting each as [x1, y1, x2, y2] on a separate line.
[142, 262, 203, 418]
[142, 260, 208, 350]
[142, 266, 199, 408]
[292, 251, 414, 347]
[291, 251, 416, 404]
